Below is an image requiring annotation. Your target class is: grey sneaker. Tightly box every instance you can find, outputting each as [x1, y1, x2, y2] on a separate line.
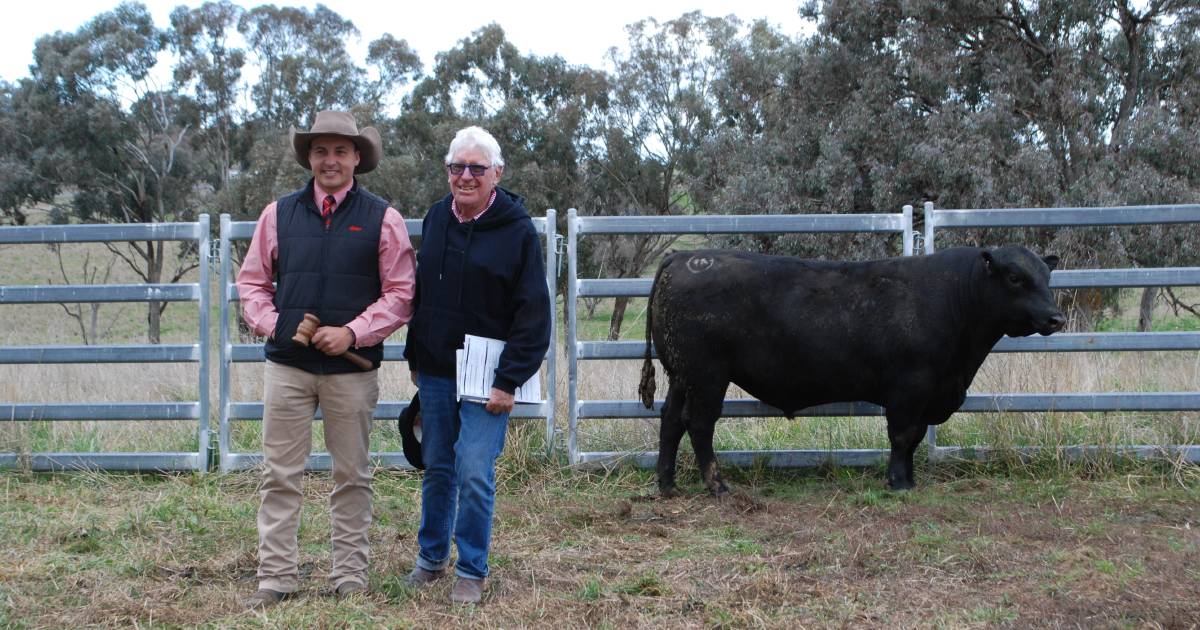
[243, 588, 291, 611]
[450, 577, 485, 604]
[404, 566, 445, 587]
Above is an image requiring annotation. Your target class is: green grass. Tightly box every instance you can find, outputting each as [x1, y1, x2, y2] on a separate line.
[1, 461, 1197, 627]
[614, 573, 667, 597]
[1094, 289, 1200, 332]
[576, 576, 603, 601]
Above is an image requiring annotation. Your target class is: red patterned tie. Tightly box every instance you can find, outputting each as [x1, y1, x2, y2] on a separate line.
[321, 195, 335, 228]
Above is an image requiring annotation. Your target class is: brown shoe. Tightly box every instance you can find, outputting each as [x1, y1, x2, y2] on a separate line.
[404, 566, 445, 587]
[243, 588, 291, 611]
[334, 581, 367, 599]
[450, 577, 485, 604]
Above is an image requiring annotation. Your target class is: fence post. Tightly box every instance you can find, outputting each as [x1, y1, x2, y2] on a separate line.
[218, 214, 233, 473]
[544, 209, 558, 456]
[566, 209, 580, 464]
[922, 201, 939, 459]
[923, 201, 937, 255]
[902, 205, 914, 256]
[197, 214, 212, 472]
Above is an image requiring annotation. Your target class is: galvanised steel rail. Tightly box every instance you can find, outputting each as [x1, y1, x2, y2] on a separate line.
[566, 207, 915, 468]
[217, 212, 559, 472]
[0, 218, 211, 472]
[5, 203, 1197, 473]
[922, 201, 1200, 463]
[575, 331, 1200, 361]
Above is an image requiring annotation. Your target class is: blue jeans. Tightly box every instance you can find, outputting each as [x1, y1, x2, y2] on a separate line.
[414, 372, 509, 580]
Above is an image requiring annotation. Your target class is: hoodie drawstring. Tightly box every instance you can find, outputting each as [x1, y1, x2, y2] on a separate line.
[457, 222, 475, 307]
[437, 213, 476, 309]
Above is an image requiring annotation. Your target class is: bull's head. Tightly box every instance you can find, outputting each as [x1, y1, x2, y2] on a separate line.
[982, 247, 1066, 337]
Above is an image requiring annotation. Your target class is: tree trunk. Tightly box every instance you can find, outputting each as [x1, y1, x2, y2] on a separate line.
[87, 303, 101, 345]
[146, 240, 164, 344]
[608, 296, 630, 341]
[1137, 287, 1157, 332]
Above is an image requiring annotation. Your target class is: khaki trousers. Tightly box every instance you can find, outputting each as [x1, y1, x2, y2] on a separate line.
[256, 360, 379, 593]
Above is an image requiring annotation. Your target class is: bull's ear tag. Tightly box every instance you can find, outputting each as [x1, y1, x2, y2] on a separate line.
[686, 255, 714, 273]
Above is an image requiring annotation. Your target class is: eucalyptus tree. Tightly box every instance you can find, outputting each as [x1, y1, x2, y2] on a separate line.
[699, 0, 1200, 328]
[902, 0, 1200, 326]
[169, 0, 245, 191]
[364, 33, 423, 114]
[26, 2, 200, 342]
[390, 23, 607, 216]
[0, 79, 63, 226]
[582, 12, 733, 339]
[237, 4, 366, 130]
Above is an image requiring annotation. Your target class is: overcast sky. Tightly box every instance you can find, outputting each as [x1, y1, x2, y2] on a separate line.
[1, 0, 811, 82]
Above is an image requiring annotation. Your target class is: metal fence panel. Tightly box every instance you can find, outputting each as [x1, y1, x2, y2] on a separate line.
[0, 218, 211, 473]
[1051, 268, 1200, 288]
[923, 202, 1200, 253]
[218, 212, 558, 472]
[0, 223, 204, 244]
[0, 345, 201, 363]
[577, 213, 911, 235]
[578, 332, 1200, 360]
[926, 204, 1200, 229]
[577, 399, 884, 419]
[568, 203, 1200, 471]
[575, 449, 892, 469]
[0, 403, 200, 420]
[566, 207, 914, 467]
[922, 202, 1200, 460]
[0, 452, 202, 471]
[0, 284, 200, 303]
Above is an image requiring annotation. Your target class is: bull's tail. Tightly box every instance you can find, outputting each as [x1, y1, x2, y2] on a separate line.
[639, 256, 670, 409]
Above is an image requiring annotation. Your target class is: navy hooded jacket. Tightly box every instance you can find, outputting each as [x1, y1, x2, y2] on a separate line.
[403, 187, 551, 393]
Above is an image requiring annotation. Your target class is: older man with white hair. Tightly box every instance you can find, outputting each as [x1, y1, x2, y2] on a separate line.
[401, 126, 551, 604]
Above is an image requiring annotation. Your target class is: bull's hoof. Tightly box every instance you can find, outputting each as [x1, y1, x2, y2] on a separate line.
[707, 482, 731, 498]
[659, 485, 683, 499]
[886, 478, 916, 492]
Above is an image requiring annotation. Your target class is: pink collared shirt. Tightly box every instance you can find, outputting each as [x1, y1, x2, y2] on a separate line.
[451, 189, 498, 223]
[236, 181, 416, 348]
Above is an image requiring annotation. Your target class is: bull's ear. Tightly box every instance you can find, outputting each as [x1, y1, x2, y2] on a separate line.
[981, 250, 996, 275]
[1042, 255, 1060, 271]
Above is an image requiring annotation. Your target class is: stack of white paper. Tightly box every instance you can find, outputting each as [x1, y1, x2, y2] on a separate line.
[455, 334, 542, 404]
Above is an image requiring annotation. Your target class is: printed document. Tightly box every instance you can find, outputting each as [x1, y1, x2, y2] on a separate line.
[456, 334, 542, 404]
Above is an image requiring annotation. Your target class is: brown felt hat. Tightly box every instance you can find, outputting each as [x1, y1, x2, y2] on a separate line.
[289, 110, 382, 174]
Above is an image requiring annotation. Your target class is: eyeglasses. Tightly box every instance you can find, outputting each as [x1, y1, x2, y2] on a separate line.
[446, 163, 491, 177]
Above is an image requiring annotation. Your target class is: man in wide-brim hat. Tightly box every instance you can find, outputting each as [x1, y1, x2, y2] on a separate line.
[236, 109, 416, 609]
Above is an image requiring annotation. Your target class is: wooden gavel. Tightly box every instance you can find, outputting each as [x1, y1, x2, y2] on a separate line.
[292, 313, 373, 371]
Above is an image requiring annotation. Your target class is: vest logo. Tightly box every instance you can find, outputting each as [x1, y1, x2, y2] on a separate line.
[348, 226, 363, 232]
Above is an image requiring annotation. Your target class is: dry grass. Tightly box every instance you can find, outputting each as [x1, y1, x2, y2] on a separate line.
[570, 352, 1200, 460]
[1, 461, 1197, 628]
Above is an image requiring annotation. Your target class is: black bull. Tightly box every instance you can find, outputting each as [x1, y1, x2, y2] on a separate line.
[638, 246, 1065, 495]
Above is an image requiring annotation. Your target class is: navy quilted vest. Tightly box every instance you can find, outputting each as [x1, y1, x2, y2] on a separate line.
[264, 179, 387, 373]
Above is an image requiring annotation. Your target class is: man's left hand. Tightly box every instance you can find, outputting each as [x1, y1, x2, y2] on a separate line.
[485, 388, 515, 415]
[312, 326, 354, 356]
